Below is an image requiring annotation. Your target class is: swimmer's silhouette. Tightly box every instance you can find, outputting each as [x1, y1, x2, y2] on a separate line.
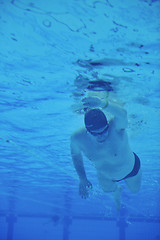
[70, 99, 142, 210]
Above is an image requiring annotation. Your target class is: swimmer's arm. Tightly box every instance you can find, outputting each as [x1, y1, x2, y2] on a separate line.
[70, 135, 87, 181]
[70, 135, 92, 198]
[103, 101, 128, 129]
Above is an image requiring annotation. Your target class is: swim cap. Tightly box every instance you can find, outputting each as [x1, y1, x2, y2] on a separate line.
[84, 109, 108, 132]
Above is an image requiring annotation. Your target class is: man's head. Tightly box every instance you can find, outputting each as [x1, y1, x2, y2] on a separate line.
[84, 109, 109, 139]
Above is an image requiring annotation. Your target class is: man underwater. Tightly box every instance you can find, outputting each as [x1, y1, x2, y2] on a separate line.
[70, 99, 142, 210]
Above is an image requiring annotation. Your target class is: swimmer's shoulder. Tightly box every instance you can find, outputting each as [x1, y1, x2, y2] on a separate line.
[109, 118, 126, 134]
[71, 127, 87, 141]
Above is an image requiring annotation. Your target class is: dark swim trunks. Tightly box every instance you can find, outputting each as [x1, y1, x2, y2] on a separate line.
[113, 153, 141, 182]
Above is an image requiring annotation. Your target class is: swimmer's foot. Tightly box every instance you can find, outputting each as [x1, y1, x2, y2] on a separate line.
[113, 186, 122, 211]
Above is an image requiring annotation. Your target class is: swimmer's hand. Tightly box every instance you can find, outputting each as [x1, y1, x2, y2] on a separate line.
[82, 96, 109, 109]
[82, 97, 102, 108]
[79, 179, 92, 199]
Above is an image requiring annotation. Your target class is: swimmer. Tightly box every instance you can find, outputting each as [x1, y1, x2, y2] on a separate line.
[70, 100, 142, 210]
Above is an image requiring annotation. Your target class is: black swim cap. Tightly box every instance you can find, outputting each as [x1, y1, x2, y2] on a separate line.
[84, 109, 108, 132]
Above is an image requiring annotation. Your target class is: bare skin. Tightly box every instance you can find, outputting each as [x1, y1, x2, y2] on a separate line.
[70, 101, 142, 210]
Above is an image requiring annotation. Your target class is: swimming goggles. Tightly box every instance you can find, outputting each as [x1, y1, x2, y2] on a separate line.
[89, 124, 109, 136]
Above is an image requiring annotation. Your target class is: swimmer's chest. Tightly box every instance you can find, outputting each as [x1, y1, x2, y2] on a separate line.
[81, 130, 127, 164]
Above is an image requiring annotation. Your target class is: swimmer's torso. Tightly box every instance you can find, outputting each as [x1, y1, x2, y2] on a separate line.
[76, 126, 135, 181]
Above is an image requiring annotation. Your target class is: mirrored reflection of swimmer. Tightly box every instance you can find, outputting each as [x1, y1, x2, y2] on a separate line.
[70, 99, 142, 210]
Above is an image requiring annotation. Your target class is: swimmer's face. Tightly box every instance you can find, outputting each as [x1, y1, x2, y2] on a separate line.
[89, 125, 109, 143]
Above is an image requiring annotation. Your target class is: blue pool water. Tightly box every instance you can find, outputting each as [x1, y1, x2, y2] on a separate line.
[0, 0, 160, 239]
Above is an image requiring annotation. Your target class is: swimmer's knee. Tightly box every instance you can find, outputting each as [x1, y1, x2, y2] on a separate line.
[102, 184, 117, 193]
[130, 186, 140, 194]
[128, 183, 141, 194]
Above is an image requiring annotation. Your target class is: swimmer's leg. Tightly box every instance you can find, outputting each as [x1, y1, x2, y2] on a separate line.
[112, 185, 122, 211]
[98, 175, 122, 211]
[125, 168, 142, 193]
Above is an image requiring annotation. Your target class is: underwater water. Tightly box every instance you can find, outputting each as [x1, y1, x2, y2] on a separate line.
[0, 0, 160, 239]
